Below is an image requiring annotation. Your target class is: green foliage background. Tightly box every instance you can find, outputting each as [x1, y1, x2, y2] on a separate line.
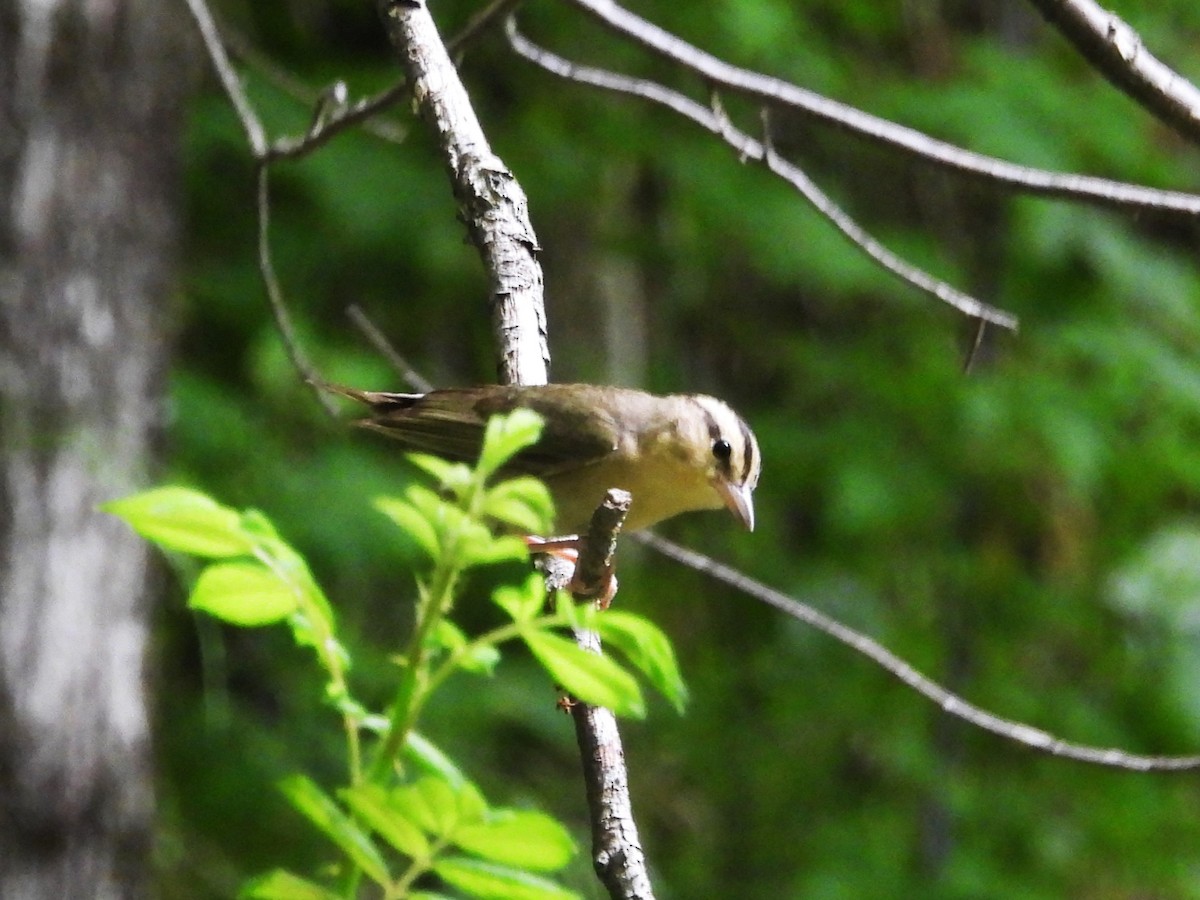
[164, 1, 1200, 896]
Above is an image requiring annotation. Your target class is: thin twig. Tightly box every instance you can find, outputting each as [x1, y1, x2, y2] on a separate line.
[255, 165, 337, 414]
[559, 0, 1200, 217]
[447, 0, 526, 58]
[265, 82, 411, 161]
[345, 305, 435, 392]
[963, 319, 988, 374]
[222, 25, 410, 148]
[507, 22, 1019, 330]
[1024, 0, 1200, 146]
[182, 0, 267, 155]
[638, 532, 1200, 772]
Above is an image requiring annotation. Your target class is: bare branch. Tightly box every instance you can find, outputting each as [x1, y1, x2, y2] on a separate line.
[346, 305, 434, 392]
[638, 533, 1200, 771]
[221, 26, 411, 149]
[559, 0, 1200, 217]
[376, 0, 549, 386]
[182, 0, 267, 155]
[542, 491, 656, 900]
[507, 22, 1019, 330]
[255, 166, 337, 414]
[1025, 0, 1200, 146]
[449, 0, 526, 59]
[265, 81, 411, 162]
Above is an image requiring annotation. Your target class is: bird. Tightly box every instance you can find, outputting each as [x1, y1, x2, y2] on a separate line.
[323, 383, 761, 536]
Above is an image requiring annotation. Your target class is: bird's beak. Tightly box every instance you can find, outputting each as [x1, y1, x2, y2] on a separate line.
[716, 480, 755, 532]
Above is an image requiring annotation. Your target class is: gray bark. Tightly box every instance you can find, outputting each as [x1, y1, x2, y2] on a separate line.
[0, 1, 190, 896]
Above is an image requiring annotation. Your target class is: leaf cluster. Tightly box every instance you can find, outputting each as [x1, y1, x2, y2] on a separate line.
[108, 410, 684, 898]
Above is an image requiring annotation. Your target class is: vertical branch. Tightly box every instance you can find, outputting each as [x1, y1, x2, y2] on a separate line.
[373, 3, 651, 897]
[374, 0, 550, 387]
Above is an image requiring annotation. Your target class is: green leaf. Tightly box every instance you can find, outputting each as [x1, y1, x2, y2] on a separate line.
[595, 611, 689, 713]
[278, 775, 390, 886]
[341, 784, 431, 859]
[407, 453, 473, 496]
[461, 643, 501, 676]
[238, 509, 281, 542]
[493, 573, 547, 623]
[477, 409, 545, 479]
[188, 561, 297, 626]
[523, 631, 645, 718]
[391, 775, 465, 838]
[404, 734, 468, 788]
[102, 486, 254, 558]
[239, 869, 342, 900]
[482, 477, 555, 533]
[403, 483, 454, 527]
[460, 534, 531, 568]
[431, 618, 468, 653]
[432, 857, 580, 900]
[455, 809, 576, 871]
[375, 496, 440, 559]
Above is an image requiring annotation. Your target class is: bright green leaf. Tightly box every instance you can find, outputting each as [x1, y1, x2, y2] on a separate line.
[341, 784, 431, 859]
[462, 643, 501, 676]
[391, 775, 462, 838]
[405, 734, 468, 789]
[523, 631, 646, 718]
[477, 409, 545, 479]
[432, 857, 580, 900]
[596, 611, 689, 713]
[432, 618, 468, 653]
[375, 496, 440, 559]
[455, 809, 576, 871]
[483, 477, 555, 533]
[407, 453, 473, 495]
[461, 534, 531, 568]
[402, 483, 454, 527]
[238, 509, 281, 543]
[102, 486, 254, 558]
[188, 561, 297, 626]
[239, 869, 342, 900]
[493, 573, 547, 622]
[278, 775, 390, 886]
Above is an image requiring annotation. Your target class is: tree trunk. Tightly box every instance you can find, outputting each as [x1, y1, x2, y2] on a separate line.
[0, 1, 191, 896]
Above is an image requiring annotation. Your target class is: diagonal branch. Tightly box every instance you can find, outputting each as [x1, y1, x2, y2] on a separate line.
[639, 533, 1200, 772]
[375, 0, 549, 387]
[507, 21, 1018, 330]
[1024, 0, 1200, 146]
[542, 491, 656, 900]
[560, 0, 1200, 217]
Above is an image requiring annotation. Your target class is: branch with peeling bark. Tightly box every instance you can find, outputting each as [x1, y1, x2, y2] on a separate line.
[540, 490, 655, 900]
[372, 4, 649, 897]
[1024, 0, 1200, 146]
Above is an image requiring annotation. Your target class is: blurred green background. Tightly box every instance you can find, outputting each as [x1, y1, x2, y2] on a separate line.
[161, 1, 1200, 896]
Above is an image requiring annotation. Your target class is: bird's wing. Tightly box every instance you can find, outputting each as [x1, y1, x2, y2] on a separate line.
[333, 385, 620, 477]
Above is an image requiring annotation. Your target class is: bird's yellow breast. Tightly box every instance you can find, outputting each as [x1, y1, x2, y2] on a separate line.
[541, 432, 722, 533]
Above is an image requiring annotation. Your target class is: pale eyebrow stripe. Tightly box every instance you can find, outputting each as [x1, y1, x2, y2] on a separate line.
[738, 416, 755, 483]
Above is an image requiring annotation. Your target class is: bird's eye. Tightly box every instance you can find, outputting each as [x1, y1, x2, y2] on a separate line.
[712, 438, 732, 462]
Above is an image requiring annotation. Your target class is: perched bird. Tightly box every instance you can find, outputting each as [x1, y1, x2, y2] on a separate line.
[324, 383, 761, 535]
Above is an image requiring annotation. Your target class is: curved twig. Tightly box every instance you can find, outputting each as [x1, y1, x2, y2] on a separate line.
[561, 0, 1200, 216]
[639, 532, 1200, 772]
[507, 20, 1019, 330]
